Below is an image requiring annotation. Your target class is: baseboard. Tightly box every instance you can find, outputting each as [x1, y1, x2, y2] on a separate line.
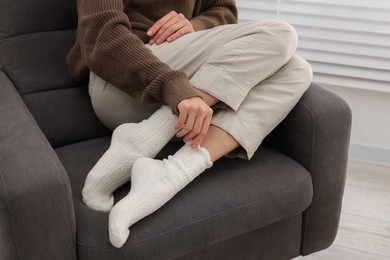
[349, 142, 390, 166]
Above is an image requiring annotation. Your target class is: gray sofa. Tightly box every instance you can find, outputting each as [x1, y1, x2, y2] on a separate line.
[0, 1, 352, 259]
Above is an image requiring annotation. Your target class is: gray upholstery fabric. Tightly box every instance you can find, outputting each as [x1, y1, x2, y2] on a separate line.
[0, 0, 76, 38]
[0, 0, 109, 147]
[56, 138, 313, 260]
[0, 30, 77, 95]
[22, 87, 110, 148]
[1, 0, 352, 258]
[176, 214, 303, 260]
[0, 0, 77, 95]
[0, 70, 76, 260]
[265, 84, 352, 254]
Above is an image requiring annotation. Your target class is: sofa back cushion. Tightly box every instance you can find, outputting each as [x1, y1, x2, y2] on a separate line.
[0, 0, 109, 147]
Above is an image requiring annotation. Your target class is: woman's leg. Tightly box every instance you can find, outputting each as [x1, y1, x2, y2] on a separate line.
[201, 126, 239, 161]
[83, 81, 221, 212]
[88, 71, 161, 131]
[83, 75, 223, 212]
[84, 20, 300, 212]
[108, 126, 238, 248]
[149, 20, 298, 112]
[82, 105, 179, 212]
[89, 20, 298, 129]
[107, 54, 312, 247]
[211, 54, 313, 159]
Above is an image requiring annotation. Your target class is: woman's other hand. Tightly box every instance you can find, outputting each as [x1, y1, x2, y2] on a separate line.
[147, 11, 195, 45]
[175, 97, 213, 149]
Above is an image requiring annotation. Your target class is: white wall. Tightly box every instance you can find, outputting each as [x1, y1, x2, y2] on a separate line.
[324, 85, 390, 165]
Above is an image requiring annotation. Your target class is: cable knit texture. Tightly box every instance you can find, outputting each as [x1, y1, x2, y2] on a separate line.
[67, 0, 237, 112]
[82, 105, 178, 212]
[108, 143, 213, 248]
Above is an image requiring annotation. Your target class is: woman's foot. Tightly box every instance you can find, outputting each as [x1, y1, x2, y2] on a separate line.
[82, 105, 178, 212]
[108, 143, 212, 247]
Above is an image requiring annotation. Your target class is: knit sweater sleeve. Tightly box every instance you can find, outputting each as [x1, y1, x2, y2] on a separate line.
[190, 0, 238, 31]
[68, 0, 199, 113]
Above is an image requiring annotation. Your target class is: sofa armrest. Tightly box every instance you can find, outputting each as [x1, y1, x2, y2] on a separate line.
[265, 83, 352, 255]
[0, 70, 76, 260]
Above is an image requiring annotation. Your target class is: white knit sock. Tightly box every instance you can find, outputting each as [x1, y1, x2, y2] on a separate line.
[82, 105, 178, 212]
[108, 143, 213, 248]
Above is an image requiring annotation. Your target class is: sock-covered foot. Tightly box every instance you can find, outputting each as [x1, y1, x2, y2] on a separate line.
[108, 143, 213, 248]
[82, 105, 178, 212]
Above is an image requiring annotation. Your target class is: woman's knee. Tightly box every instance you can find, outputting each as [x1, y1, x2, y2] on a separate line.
[269, 20, 298, 42]
[290, 55, 313, 93]
[271, 20, 298, 57]
[252, 20, 298, 61]
[296, 55, 313, 84]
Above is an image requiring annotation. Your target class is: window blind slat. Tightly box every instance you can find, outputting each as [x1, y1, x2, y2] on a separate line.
[305, 60, 390, 82]
[296, 26, 390, 47]
[298, 49, 390, 73]
[280, 13, 389, 34]
[289, 0, 390, 10]
[280, 3, 390, 23]
[299, 37, 390, 59]
[313, 73, 390, 93]
[236, 0, 390, 93]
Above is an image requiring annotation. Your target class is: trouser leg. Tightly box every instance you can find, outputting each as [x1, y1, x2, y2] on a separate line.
[149, 20, 298, 111]
[88, 72, 161, 130]
[89, 20, 299, 129]
[211, 54, 313, 159]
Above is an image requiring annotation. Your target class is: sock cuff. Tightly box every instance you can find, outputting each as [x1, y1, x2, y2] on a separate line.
[177, 142, 213, 169]
[195, 145, 213, 169]
[165, 143, 212, 183]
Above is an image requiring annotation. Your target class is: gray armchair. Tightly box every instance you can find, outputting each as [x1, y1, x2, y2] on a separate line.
[0, 1, 352, 259]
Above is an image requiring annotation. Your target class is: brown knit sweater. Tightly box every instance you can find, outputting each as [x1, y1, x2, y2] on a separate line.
[67, 0, 237, 112]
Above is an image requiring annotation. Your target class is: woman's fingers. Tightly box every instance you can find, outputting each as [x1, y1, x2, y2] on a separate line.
[189, 112, 212, 148]
[148, 11, 194, 45]
[177, 110, 196, 138]
[175, 97, 213, 147]
[166, 26, 192, 43]
[147, 11, 177, 37]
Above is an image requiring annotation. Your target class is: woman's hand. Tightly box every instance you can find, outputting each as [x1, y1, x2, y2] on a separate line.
[147, 11, 195, 45]
[175, 97, 213, 149]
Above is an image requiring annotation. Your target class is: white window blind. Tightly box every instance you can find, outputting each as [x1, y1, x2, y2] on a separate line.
[236, 0, 390, 93]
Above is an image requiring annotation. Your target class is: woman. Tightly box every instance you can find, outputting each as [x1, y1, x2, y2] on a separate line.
[67, 0, 312, 248]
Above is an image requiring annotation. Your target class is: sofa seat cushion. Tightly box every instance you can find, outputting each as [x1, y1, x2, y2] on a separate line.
[55, 137, 313, 260]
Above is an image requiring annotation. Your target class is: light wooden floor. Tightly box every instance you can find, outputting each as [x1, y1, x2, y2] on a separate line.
[296, 160, 390, 260]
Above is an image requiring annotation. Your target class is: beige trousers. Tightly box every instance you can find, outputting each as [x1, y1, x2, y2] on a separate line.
[89, 21, 313, 159]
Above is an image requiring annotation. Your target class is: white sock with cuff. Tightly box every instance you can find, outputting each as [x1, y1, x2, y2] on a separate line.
[108, 143, 213, 248]
[82, 105, 178, 212]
